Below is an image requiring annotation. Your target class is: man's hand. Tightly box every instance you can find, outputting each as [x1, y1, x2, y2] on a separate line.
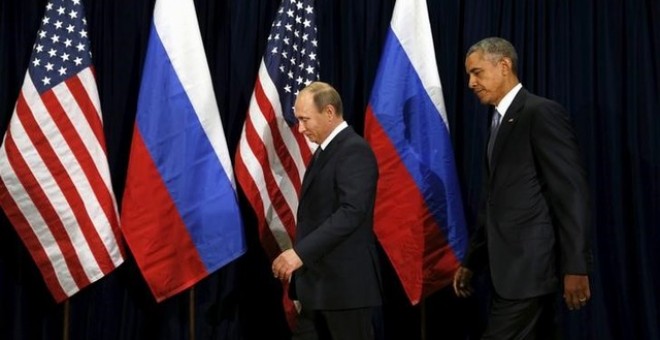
[563, 274, 590, 310]
[272, 249, 303, 282]
[452, 266, 474, 297]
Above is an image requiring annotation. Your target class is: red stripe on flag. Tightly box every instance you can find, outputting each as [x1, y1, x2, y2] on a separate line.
[121, 129, 207, 301]
[242, 109, 297, 239]
[234, 152, 282, 259]
[365, 106, 460, 303]
[2, 126, 90, 290]
[244, 80, 299, 238]
[65, 75, 105, 150]
[0, 164, 69, 302]
[64, 76, 124, 259]
[38, 90, 117, 275]
[253, 80, 304, 194]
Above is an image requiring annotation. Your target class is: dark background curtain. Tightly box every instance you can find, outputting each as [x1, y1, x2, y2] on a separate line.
[1, 0, 659, 339]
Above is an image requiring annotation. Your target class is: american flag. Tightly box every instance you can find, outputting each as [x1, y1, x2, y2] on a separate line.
[0, 0, 124, 302]
[235, 0, 319, 259]
[234, 0, 318, 327]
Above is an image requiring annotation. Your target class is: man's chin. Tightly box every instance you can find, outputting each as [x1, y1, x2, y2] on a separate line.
[473, 92, 488, 104]
[478, 96, 492, 105]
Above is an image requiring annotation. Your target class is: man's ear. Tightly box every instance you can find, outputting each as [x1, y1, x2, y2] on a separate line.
[500, 57, 513, 75]
[325, 105, 335, 120]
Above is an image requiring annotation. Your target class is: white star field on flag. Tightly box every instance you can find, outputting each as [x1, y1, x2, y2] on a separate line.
[29, 0, 92, 93]
[264, 0, 320, 125]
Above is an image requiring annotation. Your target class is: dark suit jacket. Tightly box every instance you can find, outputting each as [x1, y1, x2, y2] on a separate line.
[465, 89, 591, 299]
[292, 126, 382, 310]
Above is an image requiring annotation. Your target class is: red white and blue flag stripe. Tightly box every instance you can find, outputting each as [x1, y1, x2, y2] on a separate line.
[365, 0, 468, 304]
[121, 0, 246, 302]
[0, 0, 124, 302]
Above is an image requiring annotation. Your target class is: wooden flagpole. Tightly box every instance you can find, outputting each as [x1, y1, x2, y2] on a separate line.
[189, 287, 196, 340]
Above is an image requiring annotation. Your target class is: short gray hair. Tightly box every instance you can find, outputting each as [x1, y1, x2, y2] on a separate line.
[299, 81, 344, 117]
[466, 37, 518, 75]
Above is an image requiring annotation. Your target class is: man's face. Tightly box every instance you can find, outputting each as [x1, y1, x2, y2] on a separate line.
[294, 92, 332, 145]
[465, 51, 508, 106]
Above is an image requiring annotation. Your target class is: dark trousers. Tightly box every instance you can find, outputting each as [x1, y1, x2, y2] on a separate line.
[482, 292, 559, 340]
[292, 307, 375, 340]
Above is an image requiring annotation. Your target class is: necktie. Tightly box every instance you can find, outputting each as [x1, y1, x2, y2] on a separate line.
[487, 110, 501, 162]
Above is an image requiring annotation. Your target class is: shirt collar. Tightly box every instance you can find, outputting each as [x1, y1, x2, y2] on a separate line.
[495, 83, 523, 118]
[319, 121, 348, 150]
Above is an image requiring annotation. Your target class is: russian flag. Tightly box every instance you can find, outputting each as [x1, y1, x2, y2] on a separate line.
[364, 1, 468, 304]
[120, 0, 246, 301]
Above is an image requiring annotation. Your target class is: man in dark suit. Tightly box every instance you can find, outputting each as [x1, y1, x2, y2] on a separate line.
[272, 81, 382, 339]
[453, 37, 592, 339]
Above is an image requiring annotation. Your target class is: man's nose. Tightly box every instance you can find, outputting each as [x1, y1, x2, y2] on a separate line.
[468, 75, 477, 88]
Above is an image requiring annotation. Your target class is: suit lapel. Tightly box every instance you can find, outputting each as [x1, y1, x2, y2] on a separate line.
[490, 89, 527, 173]
[300, 127, 353, 198]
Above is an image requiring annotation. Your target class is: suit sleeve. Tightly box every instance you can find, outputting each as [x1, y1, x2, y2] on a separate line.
[464, 170, 489, 271]
[531, 101, 591, 275]
[294, 141, 378, 265]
